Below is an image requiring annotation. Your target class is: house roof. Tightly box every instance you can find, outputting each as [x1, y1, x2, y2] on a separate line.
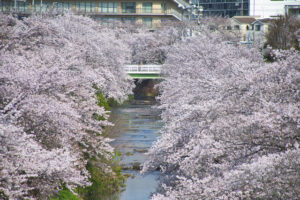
[258, 18, 273, 23]
[251, 18, 273, 25]
[232, 16, 256, 24]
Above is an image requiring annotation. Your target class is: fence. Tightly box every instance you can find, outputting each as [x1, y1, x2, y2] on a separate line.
[124, 65, 162, 74]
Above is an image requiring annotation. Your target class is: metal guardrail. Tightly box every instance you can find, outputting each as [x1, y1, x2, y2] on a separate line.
[124, 65, 162, 74]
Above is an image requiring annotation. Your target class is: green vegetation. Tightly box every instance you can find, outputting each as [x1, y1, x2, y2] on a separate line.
[96, 92, 122, 111]
[77, 151, 126, 200]
[92, 113, 106, 121]
[125, 152, 133, 156]
[107, 97, 120, 108]
[96, 92, 110, 111]
[50, 151, 125, 200]
[50, 186, 80, 200]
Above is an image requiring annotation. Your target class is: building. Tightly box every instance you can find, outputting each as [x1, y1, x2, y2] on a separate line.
[225, 16, 271, 46]
[190, 0, 250, 17]
[249, 0, 300, 18]
[0, 0, 192, 27]
[230, 16, 256, 41]
[285, 3, 300, 17]
[250, 18, 272, 44]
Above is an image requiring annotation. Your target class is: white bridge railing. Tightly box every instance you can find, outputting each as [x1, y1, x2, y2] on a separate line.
[124, 65, 162, 74]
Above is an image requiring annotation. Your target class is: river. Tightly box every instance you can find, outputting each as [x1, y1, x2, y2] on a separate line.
[106, 98, 163, 200]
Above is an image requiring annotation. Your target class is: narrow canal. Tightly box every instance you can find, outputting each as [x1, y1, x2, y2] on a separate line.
[106, 97, 163, 200]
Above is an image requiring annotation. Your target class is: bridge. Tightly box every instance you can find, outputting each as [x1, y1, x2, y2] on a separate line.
[124, 65, 162, 79]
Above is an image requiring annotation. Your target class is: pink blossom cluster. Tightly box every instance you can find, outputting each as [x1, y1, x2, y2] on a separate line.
[143, 31, 300, 199]
[119, 22, 186, 65]
[0, 14, 133, 199]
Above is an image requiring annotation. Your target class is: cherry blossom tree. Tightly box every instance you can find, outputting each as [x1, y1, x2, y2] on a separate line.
[143, 30, 300, 199]
[0, 13, 133, 199]
[122, 22, 186, 64]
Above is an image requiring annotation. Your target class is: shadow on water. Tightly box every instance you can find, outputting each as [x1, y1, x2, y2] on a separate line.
[104, 96, 163, 200]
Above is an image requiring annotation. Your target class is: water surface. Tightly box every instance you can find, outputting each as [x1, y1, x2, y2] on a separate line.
[107, 99, 163, 200]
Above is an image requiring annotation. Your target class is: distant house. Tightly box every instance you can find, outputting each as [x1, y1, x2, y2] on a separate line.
[227, 16, 272, 45]
[230, 16, 257, 42]
[250, 18, 272, 45]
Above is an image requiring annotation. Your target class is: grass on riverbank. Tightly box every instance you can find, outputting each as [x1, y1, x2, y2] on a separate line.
[50, 151, 125, 200]
[77, 151, 125, 200]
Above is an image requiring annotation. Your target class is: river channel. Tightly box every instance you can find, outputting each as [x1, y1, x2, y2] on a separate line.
[106, 98, 163, 200]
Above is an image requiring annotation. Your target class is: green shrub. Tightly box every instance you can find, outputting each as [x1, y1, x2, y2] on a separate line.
[96, 92, 110, 111]
[92, 113, 106, 121]
[50, 186, 80, 200]
[77, 151, 126, 200]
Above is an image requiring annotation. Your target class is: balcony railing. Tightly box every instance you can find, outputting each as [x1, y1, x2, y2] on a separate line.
[1, 4, 184, 19]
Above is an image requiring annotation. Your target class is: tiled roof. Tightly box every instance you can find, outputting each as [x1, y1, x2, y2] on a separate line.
[232, 16, 256, 24]
[258, 18, 273, 23]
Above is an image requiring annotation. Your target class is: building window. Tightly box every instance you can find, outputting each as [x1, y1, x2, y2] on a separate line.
[76, 2, 85, 12]
[34, 2, 50, 12]
[161, 3, 166, 12]
[34, 3, 41, 12]
[9, 1, 28, 12]
[86, 3, 95, 12]
[142, 2, 152, 13]
[226, 26, 232, 30]
[63, 2, 73, 11]
[99, 2, 117, 13]
[143, 17, 152, 28]
[76, 2, 95, 13]
[234, 25, 240, 30]
[0, 1, 7, 12]
[255, 25, 261, 31]
[53, 2, 64, 12]
[122, 2, 136, 13]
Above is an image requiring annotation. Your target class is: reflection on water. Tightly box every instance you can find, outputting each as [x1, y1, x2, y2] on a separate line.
[106, 99, 163, 200]
[120, 171, 160, 200]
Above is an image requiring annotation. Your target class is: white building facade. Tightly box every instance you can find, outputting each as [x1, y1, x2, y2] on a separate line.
[250, 0, 300, 18]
